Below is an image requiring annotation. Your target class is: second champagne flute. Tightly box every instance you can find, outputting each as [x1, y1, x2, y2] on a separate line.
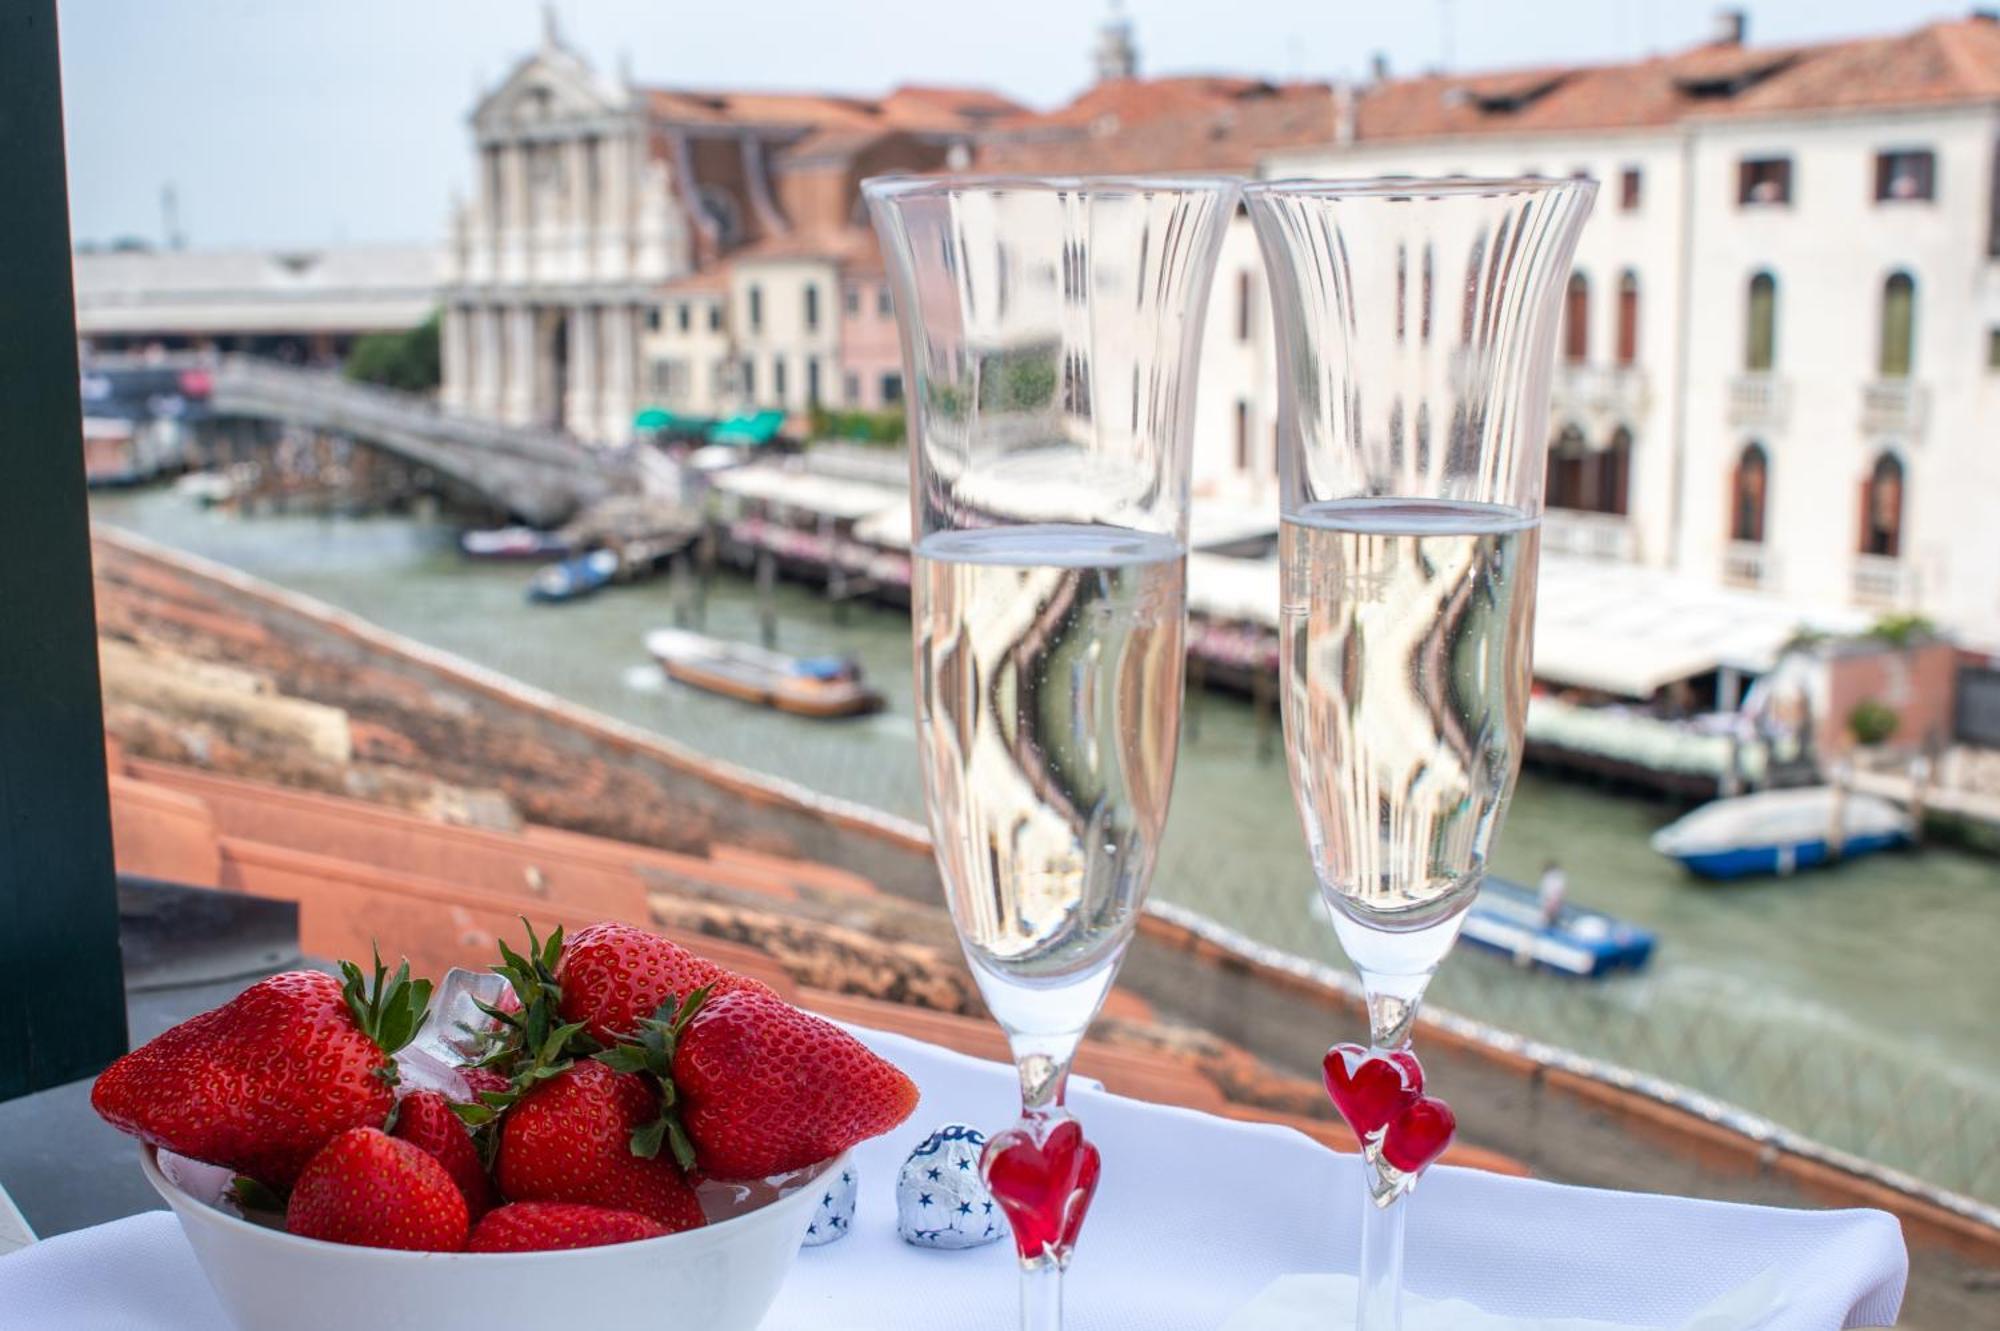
[865, 174, 1237, 1330]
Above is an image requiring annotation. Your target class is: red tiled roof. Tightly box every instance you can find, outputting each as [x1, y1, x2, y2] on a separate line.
[976, 80, 1335, 175]
[727, 227, 885, 277]
[645, 83, 1019, 134]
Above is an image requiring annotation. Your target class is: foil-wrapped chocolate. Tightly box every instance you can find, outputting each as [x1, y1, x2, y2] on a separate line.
[801, 1163, 857, 1247]
[896, 1124, 1004, 1250]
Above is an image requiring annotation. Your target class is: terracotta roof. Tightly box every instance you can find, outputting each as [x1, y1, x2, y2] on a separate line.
[727, 227, 885, 277]
[1343, 17, 2000, 144]
[993, 75, 1297, 132]
[976, 83, 1336, 175]
[645, 83, 1019, 134]
[659, 264, 731, 297]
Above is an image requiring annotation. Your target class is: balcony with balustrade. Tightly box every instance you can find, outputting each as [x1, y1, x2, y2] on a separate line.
[1552, 365, 1650, 426]
[1851, 554, 1912, 608]
[1861, 380, 1926, 439]
[1723, 541, 1768, 589]
[1542, 509, 1637, 563]
[1727, 374, 1788, 430]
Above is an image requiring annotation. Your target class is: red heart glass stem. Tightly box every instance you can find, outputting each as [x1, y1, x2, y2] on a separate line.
[981, 1113, 1102, 1268]
[1322, 1044, 1455, 1189]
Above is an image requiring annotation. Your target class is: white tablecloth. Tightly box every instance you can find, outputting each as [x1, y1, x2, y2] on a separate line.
[0, 1025, 1906, 1330]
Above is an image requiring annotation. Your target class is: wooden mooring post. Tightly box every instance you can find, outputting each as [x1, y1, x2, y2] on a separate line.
[756, 550, 778, 649]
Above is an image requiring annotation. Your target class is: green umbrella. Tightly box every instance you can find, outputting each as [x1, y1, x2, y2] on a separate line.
[634, 407, 672, 431]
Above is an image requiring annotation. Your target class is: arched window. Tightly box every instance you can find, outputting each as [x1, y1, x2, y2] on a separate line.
[1546, 425, 1588, 511]
[1860, 453, 1905, 557]
[1731, 443, 1768, 543]
[1600, 427, 1633, 516]
[1879, 272, 1915, 378]
[1746, 271, 1777, 372]
[1615, 270, 1640, 366]
[1563, 272, 1590, 363]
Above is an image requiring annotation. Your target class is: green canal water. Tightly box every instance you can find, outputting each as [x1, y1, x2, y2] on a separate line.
[91, 489, 2000, 1203]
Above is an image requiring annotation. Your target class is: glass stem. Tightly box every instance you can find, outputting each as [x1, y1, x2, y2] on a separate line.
[1355, 1177, 1407, 1331]
[1020, 1260, 1064, 1331]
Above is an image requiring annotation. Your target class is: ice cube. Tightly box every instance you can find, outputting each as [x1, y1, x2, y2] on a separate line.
[395, 966, 511, 1099]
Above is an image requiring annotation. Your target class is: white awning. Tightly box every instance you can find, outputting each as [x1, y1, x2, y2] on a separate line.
[1180, 549, 1871, 699]
[1532, 558, 1870, 697]
[710, 466, 905, 524]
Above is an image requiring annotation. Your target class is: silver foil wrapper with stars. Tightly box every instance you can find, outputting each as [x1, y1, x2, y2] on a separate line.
[895, 1124, 1003, 1250]
[801, 1163, 858, 1247]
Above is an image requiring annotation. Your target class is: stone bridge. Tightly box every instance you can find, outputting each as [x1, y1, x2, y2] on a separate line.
[94, 355, 621, 526]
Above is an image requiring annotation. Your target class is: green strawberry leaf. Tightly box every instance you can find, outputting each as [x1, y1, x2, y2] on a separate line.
[629, 1117, 668, 1160]
[231, 1176, 285, 1214]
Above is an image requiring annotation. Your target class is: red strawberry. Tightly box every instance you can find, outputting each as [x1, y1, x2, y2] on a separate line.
[460, 1065, 511, 1100]
[604, 987, 918, 1180]
[91, 956, 432, 1188]
[494, 1061, 705, 1231]
[466, 1202, 668, 1253]
[391, 1090, 495, 1218]
[557, 921, 770, 1044]
[286, 1127, 469, 1251]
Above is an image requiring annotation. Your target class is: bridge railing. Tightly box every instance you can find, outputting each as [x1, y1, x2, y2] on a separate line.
[208, 356, 603, 470]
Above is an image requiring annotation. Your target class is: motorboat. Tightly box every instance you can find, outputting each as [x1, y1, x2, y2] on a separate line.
[643, 628, 883, 719]
[527, 549, 619, 604]
[1651, 786, 1912, 879]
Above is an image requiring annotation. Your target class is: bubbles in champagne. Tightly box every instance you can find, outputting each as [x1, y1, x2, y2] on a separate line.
[915, 524, 1186, 1038]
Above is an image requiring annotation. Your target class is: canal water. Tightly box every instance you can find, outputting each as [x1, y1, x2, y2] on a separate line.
[90, 489, 2000, 1203]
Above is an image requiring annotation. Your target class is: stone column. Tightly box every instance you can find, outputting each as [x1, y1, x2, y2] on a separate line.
[567, 304, 599, 438]
[566, 137, 591, 281]
[600, 303, 636, 446]
[505, 305, 538, 426]
[604, 131, 633, 281]
[500, 143, 529, 282]
[474, 306, 504, 418]
[441, 305, 470, 412]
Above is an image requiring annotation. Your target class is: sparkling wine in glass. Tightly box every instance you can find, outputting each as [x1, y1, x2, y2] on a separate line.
[1247, 176, 1595, 1330]
[867, 174, 1237, 1331]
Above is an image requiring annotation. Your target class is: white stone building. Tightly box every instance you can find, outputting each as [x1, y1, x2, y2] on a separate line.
[1254, 12, 2000, 648]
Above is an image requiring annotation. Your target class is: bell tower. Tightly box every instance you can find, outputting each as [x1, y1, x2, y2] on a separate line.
[1093, 2, 1139, 83]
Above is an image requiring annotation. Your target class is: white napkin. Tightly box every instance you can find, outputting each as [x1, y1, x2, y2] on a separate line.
[0, 1025, 1907, 1331]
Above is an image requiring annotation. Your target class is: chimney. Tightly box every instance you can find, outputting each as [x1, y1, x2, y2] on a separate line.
[1712, 8, 1747, 45]
[1334, 83, 1357, 147]
[1369, 51, 1390, 85]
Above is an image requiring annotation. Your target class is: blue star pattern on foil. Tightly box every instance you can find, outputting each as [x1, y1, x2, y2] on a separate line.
[896, 1123, 1004, 1250]
[800, 1161, 858, 1249]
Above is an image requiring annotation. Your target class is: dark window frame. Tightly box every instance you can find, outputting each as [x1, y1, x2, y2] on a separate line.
[1738, 156, 1794, 207]
[1619, 166, 1642, 211]
[1874, 149, 1936, 204]
[0, 0, 129, 1102]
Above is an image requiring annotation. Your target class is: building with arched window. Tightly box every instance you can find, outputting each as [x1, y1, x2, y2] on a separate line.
[1261, 12, 2000, 645]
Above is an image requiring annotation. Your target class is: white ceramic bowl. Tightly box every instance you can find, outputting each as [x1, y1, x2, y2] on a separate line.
[141, 1146, 840, 1331]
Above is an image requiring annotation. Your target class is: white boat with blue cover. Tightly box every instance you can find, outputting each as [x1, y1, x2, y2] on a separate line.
[1458, 877, 1657, 977]
[1650, 786, 1913, 880]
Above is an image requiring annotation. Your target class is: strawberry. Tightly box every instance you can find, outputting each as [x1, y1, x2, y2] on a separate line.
[286, 1127, 469, 1251]
[602, 986, 919, 1180]
[390, 1090, 495, 1218]
[557, 921, 770, 1044]
[91, 954, 432, 1188]
[466, 1201, 668, 1253]
[494, 1061, 705, 1231]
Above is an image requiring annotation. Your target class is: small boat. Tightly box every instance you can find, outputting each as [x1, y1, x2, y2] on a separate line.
[1459, 877, 1656, 977]
[1650, 786, 1913, 880]
[174, 470, 239, 506]
[644, 628, 883, 719]
[461, 526, 572, 562]
[527, 549, 619, 604]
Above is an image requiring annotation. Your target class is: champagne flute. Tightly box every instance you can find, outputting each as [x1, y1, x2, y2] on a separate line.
[865, 174, 1237, 1331]
[1244, 176, 1596, 1330]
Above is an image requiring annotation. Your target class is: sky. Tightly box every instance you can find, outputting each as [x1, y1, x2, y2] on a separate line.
[58, 0, 1953, 250]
